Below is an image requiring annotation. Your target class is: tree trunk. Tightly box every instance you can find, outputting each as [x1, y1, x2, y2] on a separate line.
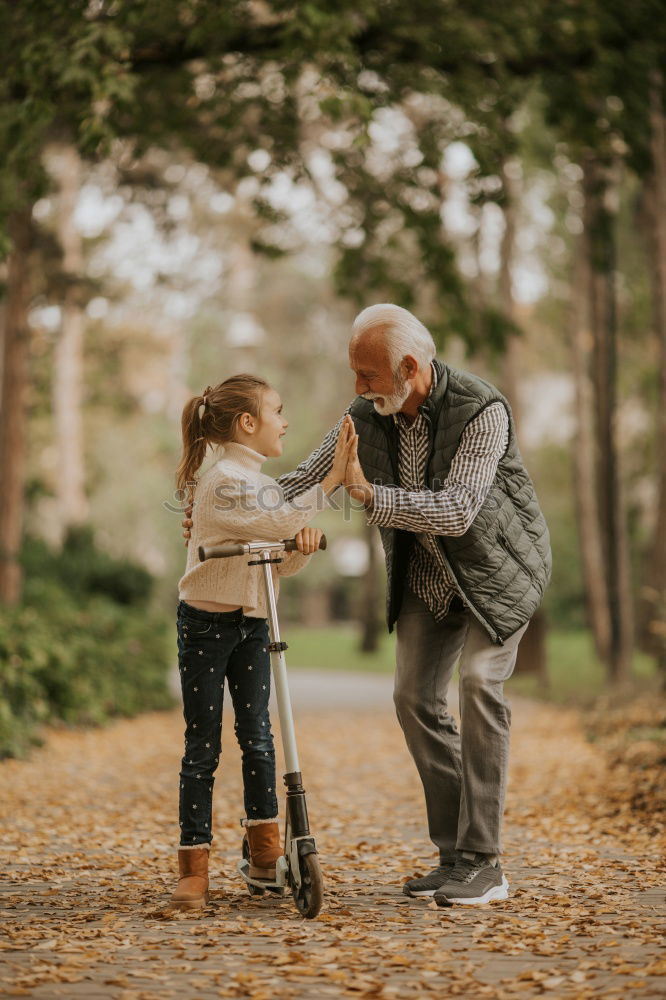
[0, 210, 33, 605]
[498, 158, 548, 687]
[582, 155, 633, 682]
[359, 520, 381, 653]
[51, 145, 88, 536]
[570, 226, 612, 663]
[641, 72, 666, 679]
[498, 159, 523, 426]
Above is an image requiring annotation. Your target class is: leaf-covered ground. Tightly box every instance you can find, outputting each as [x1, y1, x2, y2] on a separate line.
[1, 675, 664, 999]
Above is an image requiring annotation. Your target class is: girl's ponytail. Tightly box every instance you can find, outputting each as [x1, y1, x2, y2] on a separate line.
[175, 375, 269, 499]
[176, 389, 210, 500]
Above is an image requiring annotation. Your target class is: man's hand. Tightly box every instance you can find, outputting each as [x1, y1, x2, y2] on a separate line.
[182, 503, 193, 546]
[321, 415, 356, 495]
[343, 434, 374, 508]
[294, 526, 324, 555]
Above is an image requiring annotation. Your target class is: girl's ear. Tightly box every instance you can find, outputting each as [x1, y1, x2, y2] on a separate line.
[239, 411, 255, 434]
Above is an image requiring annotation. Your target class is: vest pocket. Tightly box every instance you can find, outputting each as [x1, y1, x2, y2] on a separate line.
[498, 532, 534, 579]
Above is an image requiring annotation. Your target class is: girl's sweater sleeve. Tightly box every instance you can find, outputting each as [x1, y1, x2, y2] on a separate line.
[275, 550, 312, 577]
[211, 474, 328, 542]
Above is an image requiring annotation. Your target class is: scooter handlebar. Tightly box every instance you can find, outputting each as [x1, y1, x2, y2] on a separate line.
[199, 534, 327, 562]
[199, 541, 246, 560]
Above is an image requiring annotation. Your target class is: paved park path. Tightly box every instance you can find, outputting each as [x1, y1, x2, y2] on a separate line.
[1, 670, 664, 999]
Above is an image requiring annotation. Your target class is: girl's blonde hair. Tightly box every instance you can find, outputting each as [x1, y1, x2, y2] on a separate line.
[175, 373, 270, 498]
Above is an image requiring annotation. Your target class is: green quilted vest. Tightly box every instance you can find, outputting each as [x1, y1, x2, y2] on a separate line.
[349, 360, 552, 644]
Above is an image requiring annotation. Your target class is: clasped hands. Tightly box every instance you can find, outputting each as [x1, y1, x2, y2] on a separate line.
[328, 414, 374, 508]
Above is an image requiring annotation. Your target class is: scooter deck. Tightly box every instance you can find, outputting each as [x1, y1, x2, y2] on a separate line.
[237, 855, 288, 891]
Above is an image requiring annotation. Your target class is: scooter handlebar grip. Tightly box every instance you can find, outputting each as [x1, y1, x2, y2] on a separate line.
[282, 534, 327, 552]
[199, 542, 246, 562]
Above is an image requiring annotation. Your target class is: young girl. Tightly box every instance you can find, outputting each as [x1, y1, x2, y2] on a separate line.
[171, 374, 355, 908]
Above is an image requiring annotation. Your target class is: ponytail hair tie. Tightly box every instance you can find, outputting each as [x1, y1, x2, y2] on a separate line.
[198, 385, 213, 420]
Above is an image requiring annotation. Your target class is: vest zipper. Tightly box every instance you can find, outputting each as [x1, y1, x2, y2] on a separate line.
[421, 409, 503, 643]
[422, 409, 436, 485]
[498, 532, 533, 579]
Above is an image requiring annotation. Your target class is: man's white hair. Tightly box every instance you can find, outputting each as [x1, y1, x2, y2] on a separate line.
[351, 303, 436, 372]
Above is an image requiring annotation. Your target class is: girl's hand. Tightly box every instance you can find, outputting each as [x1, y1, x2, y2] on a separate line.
[294, 527, 323, 555]
[329, 414, 358, 486]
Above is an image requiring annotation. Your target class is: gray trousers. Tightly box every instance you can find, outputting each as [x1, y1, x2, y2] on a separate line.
[394, 586, 528, 858]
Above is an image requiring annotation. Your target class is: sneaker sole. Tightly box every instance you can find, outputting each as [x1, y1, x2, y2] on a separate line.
[403, 886, 438, 897]
[435, 876, 509, 907]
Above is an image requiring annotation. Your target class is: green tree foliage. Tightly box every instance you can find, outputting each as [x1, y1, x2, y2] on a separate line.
[7, 1, 662, 329]
[1, 0, 569, 342]
[21, 526, 153, 605]
[538, 0, 665, 173]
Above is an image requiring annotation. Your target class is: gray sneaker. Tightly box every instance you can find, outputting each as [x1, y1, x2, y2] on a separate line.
[433, 853, 509, 906]
[403, 851, 457, 897]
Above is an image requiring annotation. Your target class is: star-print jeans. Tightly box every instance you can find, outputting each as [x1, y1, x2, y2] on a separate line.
[176, 600, 278, 847]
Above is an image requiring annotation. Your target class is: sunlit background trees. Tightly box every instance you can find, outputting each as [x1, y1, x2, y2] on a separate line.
[1, 0, 664, 755]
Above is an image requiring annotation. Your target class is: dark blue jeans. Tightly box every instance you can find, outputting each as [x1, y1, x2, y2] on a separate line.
[176, 600, 278, 847]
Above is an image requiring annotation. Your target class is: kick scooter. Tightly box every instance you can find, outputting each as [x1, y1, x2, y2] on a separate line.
[198, 535, 326, 919]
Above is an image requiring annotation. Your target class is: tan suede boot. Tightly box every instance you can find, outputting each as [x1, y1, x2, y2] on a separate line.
[170, 847, 210, 909]
[245, 820, 282, 880]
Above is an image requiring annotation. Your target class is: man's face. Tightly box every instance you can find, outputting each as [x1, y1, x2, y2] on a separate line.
[349, 330, 412, 416]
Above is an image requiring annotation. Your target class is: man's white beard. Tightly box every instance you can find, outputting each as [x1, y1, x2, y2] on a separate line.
[363, 373, 411, 416]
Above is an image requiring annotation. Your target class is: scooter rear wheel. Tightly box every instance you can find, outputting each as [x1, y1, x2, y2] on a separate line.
[292, 852, 323, 919]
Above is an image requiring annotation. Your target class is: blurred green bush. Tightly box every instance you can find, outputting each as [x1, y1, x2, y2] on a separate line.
[0, 529, 174, 758]
[20, 526, 154, 605]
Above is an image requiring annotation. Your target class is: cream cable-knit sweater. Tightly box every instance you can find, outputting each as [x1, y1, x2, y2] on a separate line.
[178, 441, 330, 618]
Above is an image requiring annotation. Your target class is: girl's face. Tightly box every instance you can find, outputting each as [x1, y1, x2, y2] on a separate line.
[235, 387, 288, 458]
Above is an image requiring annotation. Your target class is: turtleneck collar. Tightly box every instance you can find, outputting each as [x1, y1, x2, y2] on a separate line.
[216, 441, 267, 474]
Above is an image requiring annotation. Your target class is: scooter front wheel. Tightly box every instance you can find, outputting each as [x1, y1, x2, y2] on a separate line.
[292, 852, 323, 919]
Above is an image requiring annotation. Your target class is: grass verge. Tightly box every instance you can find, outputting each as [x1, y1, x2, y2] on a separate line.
[282, 623, 659, 705]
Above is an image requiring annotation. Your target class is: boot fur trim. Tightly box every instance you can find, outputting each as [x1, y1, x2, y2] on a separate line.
[179, 842, 211, 850]
[242, 816, 279, 827]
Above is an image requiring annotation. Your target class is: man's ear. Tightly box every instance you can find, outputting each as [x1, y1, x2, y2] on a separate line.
[401, 354, 419, 380]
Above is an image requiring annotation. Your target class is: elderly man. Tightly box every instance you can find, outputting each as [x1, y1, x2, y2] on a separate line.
[183, 303, 551, 906]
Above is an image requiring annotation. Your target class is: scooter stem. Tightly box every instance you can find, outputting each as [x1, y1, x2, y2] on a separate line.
[260, 550, 300, 774]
